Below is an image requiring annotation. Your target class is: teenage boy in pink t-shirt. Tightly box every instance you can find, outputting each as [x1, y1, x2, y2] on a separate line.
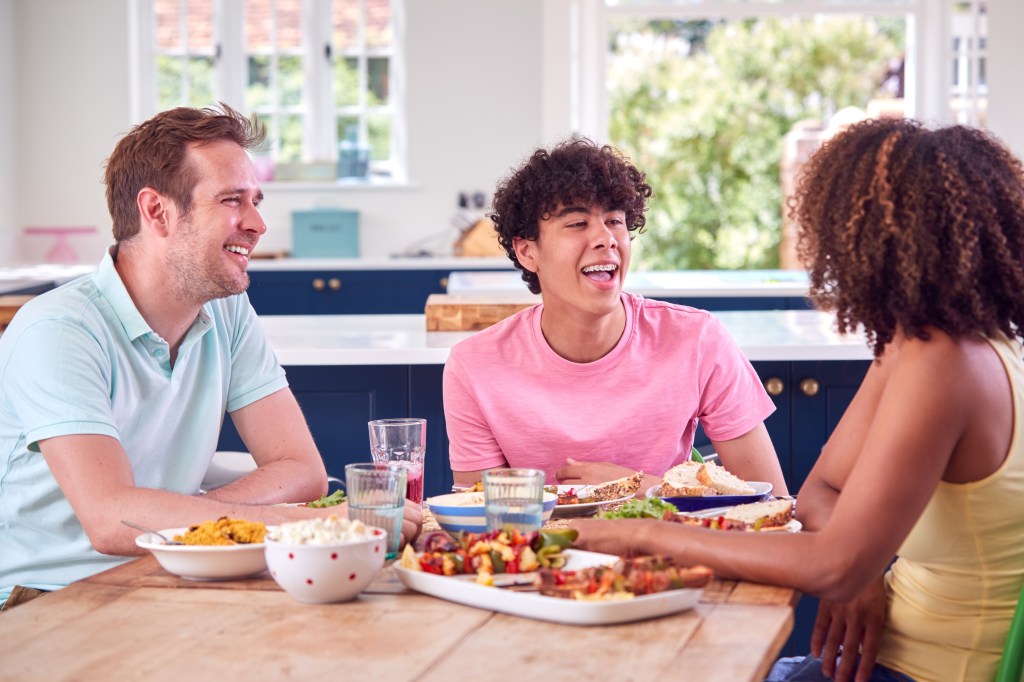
[444, 138, 788, 495]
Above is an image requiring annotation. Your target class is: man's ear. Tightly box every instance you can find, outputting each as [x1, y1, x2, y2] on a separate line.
[512, 237, 539, 273]
[137, 187, 171, 237]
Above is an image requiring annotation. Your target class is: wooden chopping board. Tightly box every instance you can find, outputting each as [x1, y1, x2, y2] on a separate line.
[425, 293, 539, 331]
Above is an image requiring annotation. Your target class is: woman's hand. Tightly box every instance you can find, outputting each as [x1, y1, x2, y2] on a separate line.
[568, 517, 658, 557]
[556, 459, 637, 485]
[811, 574, 888, 682]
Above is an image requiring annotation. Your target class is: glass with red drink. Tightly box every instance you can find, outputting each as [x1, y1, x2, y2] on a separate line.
[368, 418, 426, 503]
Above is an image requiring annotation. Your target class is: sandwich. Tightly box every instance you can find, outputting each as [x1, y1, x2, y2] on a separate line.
[657, 460, 756, 497]
[677, 498, 794, 531]
[591, 471, 645, 502]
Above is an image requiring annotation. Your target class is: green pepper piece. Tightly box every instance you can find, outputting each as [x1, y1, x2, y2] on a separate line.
[488, 550, 505, 573]
[690, 447, 705, 463]
[538, 528, 578, 550]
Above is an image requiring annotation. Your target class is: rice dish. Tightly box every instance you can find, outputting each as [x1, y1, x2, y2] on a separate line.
[268, 514, 378, 545]
[173, 517, 267, 545]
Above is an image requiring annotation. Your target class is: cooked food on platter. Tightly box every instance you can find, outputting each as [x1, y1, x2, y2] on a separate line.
[658, 461, 755, 497]
[544, 485, 595, 505]
[538, 556, 713, 600]
[399, 528, 578, 584]
[676, 498, 795, 532]
[174, 517, 267, 545]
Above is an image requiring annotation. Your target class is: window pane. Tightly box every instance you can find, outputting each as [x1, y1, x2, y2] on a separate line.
[367, 57, 389, 104]
[367, 113, 391, 161]
[187, 56, 215, 107]
[608, 15, 906, 270]
[333, 0, 359, 51]
[186, 0, 214, 52]
[276, 0, 303, 50]
[155, 0, 182, 51]
[365, 0, 392, 49]
[279, 55, 304, 106]
[247, 55, 272, 108]
[245, 0, 271, 51]
[334, 57, 359, 107]
[279, 114, 304, 162]
[157, 55, 183, 110]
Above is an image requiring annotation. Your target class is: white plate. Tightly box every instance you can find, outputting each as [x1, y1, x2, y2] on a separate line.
[550, 485, 637, 518]
[134, 527, 268, 581]
[394, 549, 703, 625]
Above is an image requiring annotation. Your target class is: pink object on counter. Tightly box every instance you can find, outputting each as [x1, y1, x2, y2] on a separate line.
[24, 226, 97, 264]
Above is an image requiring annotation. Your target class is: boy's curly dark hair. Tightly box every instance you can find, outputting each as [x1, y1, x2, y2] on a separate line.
[793, 118, 1024, 357]
[489, 138, 652, 294]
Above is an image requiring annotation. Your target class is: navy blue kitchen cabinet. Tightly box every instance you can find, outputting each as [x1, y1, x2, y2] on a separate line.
[659, 296, 813, 312]
[245, 269, 456, 315]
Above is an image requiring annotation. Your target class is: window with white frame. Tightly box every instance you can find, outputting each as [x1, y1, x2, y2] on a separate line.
[548, 0, 980, 271]
[131, 0, 404, 181]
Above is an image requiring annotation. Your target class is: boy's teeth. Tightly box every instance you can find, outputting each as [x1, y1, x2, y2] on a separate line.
[582, 264, 616, 273]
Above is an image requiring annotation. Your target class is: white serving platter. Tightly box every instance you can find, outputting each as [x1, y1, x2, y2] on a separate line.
[394, 549, 703, 625]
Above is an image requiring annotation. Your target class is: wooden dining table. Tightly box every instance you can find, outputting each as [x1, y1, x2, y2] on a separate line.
[0, 549, 796, 681]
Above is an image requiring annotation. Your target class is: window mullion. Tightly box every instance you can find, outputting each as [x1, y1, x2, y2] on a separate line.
[304, 0, 334, 161]
[128, 0, 157, 123]
[216, 0, 246, 111]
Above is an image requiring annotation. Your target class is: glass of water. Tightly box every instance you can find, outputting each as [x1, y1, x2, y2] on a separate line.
[368, 418, 426, 504]
[345, 463, 407, 559]
[483, 468, 546, 533]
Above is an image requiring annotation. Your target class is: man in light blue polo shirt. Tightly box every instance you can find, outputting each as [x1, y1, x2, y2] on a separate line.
[0, 105, 421, 608]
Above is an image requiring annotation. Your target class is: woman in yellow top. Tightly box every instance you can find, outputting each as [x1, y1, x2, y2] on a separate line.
[572, 117, 1024, 682]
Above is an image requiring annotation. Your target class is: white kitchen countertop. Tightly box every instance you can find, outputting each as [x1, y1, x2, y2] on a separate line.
[259, 310, 872, 366]
[447, 269, 810, 298]
[247, 256, 513, 271]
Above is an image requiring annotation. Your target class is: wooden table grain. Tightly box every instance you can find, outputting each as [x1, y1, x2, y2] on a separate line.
[0, 555, 796, 681]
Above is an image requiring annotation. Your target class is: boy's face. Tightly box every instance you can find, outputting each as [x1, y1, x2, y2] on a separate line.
[513, 202, 630, 318]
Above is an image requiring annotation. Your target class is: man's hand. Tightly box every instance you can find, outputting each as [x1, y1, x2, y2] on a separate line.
[400, 499, 423, 549]
[556, 458, 637, 485]
[811, 575, 888, 682]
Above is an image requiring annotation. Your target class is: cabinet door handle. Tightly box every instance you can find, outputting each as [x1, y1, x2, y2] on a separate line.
[799, 378, 820, 397]
[311, 278, 326, 291]
[328, 277, 342, 291]
[439, 276, 449, 289]
[764, 377, 784, 396]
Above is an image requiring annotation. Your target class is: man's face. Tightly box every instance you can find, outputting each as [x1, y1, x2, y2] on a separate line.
[166, 139, 266, 304]
[513, 202, 631, 318]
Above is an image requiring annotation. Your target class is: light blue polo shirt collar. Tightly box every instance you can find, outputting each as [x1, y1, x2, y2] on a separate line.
[92, 245, 214, 347]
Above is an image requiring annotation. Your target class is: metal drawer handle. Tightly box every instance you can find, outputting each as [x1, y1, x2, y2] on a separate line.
[312, 278, 325, 291]
[439, 276, 449, 289]
[764, 377, 784, 396]
[800, 378, 820, 397]
[328, 278, 342, 291]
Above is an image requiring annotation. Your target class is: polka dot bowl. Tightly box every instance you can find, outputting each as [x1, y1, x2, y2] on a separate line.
[264, 527, 388, 604]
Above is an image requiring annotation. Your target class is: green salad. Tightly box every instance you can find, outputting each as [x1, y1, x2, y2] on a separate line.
[305, 489, 347, 508]
[597, 497, 678, 520]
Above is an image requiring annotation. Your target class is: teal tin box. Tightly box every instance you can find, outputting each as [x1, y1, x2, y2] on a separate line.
[291, 207, 360, 258]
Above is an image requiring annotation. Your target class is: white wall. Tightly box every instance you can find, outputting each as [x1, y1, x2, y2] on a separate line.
[4, 0, 546, 265]
[0, 0, 16, 266]
[987, 0, 1024, 160]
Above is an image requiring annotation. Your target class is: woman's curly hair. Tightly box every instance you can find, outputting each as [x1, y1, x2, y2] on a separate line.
[793, 118, 1024, 357]
[489, 138, 652, 294]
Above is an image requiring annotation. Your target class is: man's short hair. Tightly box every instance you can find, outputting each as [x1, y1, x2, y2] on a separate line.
[104, 103, 266, 242]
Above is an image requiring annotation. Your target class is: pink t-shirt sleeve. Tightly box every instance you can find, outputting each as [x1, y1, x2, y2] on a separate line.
[694, 315, 776, 441]
[443, 343, 509, 472]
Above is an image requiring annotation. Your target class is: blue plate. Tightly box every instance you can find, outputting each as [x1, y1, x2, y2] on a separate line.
[646, 481, 773, 512]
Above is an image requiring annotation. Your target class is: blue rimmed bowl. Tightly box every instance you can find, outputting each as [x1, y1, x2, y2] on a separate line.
[426, 491, 557, 535]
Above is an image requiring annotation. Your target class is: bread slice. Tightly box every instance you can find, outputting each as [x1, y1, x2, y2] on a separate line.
[721, 498, 793, 530]
[696, 461, 756, 496]
[658, 461, 710, 497]
[591, 471, 645, 502]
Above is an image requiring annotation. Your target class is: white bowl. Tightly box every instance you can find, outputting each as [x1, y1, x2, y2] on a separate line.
[426, 491, 557, 535]
[265, 532, 387, 604]
[134, 528, 268, 581]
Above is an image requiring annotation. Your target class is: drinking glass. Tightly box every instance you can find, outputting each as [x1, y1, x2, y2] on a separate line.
[345, 463, 407, 559]
[368, 418, 426, 504]
[483, 468, 546, 533]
